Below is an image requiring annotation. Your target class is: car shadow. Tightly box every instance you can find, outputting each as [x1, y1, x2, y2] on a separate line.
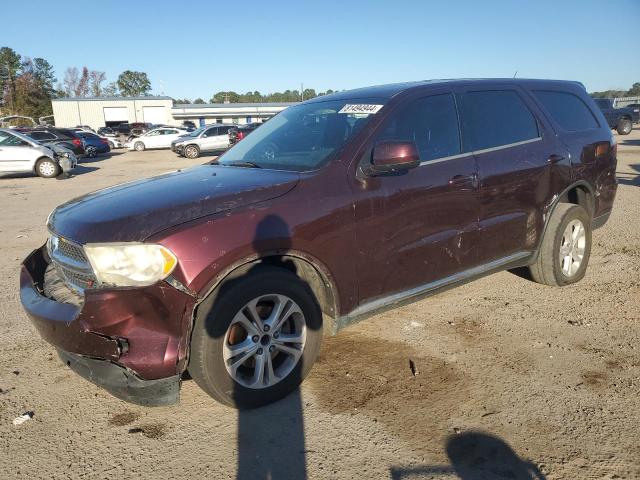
[390, 431, 546, 479]
[616, 163, 640, 186]
[196, 214, 316, 479]
[619, 138, 640, 147]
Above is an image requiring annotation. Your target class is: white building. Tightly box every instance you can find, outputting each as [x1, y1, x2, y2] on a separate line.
[52, 97, 295, 130]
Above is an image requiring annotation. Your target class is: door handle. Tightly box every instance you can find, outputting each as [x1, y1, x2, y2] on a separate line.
[547, 154, 565, 164]
[449, 173, 478, 189]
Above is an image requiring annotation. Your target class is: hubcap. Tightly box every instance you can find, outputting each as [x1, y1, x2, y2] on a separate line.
[223, 294, 306, 389]
[39, 161, 55, 176]
[559, 219, 586, 277]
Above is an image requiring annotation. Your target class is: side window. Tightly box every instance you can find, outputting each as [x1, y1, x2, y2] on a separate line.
[148, 130, 161, 136]
[533, 91, 599, 131]
[0, 132, 24, 146]
[29, 131, 56, 140]
[218, 126, 231, 134]
[204, 127, 218, 137]
[378, 93, 461, 162]
[459, 90, 539, 152]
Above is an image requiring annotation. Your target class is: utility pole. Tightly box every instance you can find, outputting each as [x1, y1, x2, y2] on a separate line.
[301, 83, 304, 102]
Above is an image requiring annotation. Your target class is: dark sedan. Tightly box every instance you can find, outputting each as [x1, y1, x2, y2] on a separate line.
[75, 131, 111, 157]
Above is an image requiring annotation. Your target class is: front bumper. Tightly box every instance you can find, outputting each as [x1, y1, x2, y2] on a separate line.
[172, 144, 185, 154]
[57, 155, 77, 172]
[20, 245, 196, 405]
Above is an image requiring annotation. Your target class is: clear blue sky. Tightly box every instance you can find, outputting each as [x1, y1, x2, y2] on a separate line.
[2, 0, 639, 99]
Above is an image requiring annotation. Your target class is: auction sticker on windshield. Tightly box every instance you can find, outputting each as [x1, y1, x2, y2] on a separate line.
[338, 104, 384, 115]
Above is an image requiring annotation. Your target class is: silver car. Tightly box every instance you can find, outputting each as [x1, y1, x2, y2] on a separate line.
[0, 128, 77, 178]
[171, 124, 233, 158]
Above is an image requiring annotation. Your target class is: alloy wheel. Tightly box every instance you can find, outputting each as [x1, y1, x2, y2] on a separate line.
[222, 294, 306, 389]
[559, 219, 586, 277]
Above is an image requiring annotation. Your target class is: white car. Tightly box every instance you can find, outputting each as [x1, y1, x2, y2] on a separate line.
[127, 127, 188, 151]
[0, 128, 77, 178]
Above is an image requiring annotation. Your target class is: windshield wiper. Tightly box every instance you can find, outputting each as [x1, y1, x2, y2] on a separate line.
[223, 161, 262, 168]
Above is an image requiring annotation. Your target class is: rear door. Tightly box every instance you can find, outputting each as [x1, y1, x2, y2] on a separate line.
[455, 86, 570, 264]
[215, 125, 232, 148]
[199, 127, 220, 151]
[351, 90, 481, 304]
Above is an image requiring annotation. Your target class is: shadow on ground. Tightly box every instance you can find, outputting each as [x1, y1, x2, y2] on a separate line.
[390, 431, 546, 479]
[617, 163, 640, 186]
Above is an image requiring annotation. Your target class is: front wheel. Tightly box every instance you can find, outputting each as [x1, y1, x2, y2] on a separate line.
[134, 141, 145, 151]
[617, 118, 632, 135]
[529, 203, 591, 286]
[189, 267, 322, 409]
[184, 144, 200, 159]
[35, 157, 60, 178]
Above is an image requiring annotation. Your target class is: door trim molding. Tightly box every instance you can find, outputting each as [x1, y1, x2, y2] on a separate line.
[333, 251, 532, 333]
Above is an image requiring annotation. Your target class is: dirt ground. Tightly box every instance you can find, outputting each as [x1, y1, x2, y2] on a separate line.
[0, 132, 639, 480]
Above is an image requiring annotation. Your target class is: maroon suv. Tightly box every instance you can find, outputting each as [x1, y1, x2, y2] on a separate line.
[20, 79, 617, 408]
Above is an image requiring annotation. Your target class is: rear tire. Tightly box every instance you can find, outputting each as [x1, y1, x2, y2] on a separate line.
[35, 157, 60, 178]
[86, 145, 97, 158]
[134, 141, 145, 151]
[189, 266, 322, 409]
[616, 117, 632, 135]
[184, 144, 200, 159]
[529, 203, 591, 286]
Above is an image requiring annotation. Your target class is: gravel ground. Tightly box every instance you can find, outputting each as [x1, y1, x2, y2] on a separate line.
[0, 132, 639, 480]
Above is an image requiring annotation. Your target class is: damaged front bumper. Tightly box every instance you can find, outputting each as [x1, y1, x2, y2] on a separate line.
[20, 245, 196, 406]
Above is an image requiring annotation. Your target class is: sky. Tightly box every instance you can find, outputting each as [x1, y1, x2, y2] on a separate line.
[2, 0, 639, 100]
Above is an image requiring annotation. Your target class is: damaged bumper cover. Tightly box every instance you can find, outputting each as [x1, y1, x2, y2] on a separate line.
[20, 245, 196, 406]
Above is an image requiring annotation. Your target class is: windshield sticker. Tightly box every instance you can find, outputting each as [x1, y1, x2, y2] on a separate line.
[338, 104, 383, 115]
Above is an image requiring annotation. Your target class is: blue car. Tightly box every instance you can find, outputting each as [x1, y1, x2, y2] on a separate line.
[75, 131, 111, 158]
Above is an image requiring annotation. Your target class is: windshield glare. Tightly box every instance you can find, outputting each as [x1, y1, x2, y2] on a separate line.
[218, 98, 385, 171]
[186, 126, 206, 137]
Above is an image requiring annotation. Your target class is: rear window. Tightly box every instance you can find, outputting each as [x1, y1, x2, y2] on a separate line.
[534, 91, 599, 131]
[459, 90, 539, 152]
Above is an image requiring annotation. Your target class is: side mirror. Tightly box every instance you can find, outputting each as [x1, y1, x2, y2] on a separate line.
[367, 141, 420, 176]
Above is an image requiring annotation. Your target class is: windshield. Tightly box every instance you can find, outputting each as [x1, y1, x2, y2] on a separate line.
[217, 98, 386, 171]
[185, 126, 207, 137]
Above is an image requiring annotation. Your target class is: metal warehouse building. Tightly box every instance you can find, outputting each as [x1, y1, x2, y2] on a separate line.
[52, 97, 295, 130]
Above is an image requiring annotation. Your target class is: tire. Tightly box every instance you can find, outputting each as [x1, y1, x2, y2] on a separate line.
[134, 141, 145, 151]
[35, 157, 60, 178]
[189, 266, 323, 409]
[184, 144, 200, 159]
[86, 145, 97, 158]
[529, 203, 591, 286]
[616, 117, 632, 135]
[108, 141, 114, 149]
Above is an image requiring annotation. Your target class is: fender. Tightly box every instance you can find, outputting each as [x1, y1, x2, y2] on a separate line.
[532, 180, 595, 259]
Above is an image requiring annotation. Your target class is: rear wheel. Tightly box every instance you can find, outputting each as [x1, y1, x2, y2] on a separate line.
[85, 145, 97, 158]
[189, 267, 322, 409]
[616, 117, 632, 135]
[35, 157, 60, 178]
[134, 141, 145, 151]
[529, 203, 591, 286]
[184, 144, 200, 159]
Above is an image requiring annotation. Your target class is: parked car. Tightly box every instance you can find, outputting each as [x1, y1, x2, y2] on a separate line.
[228, 122, 262, 146]
[126, 127, 189, 151]
[75, 131, 111, 157]
[74, 125, 96, 133]
[171, 124, 233, 158]
[592, 98, 638, 134]
[97, 127, 117, 137]
[625, 103, 640, 122]
[18, 127, 86, 156]
[0, 128, 77, 178]
[116, 123, 131, 135]
[182, 120, 196, 130]
[20, 79, 617, 408]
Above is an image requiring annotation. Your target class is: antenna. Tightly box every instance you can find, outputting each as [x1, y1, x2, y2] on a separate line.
[513, 70, 518, 78]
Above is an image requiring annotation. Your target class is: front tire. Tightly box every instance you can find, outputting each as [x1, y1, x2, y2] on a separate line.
[184, 144, 200, 159]
[529, 203, 591, 286]
[134, 141, 145, 151]
[35, 157, 60, 178]
[616, 117, 632, 135]
[189, 267, 322, 409]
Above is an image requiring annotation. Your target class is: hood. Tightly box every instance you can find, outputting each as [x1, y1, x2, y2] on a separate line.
[49, 165, 300, 243]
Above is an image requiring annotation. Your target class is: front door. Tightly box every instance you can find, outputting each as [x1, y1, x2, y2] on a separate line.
[0, 131, 34, 173]
[351, 91, 480, 305]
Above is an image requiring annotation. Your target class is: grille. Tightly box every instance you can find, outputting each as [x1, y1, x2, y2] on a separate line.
[49, 234, 96, 293]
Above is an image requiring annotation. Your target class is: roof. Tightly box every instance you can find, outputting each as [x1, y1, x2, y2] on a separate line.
[173, 102, 297, 109]
[305, 78, 586, 103]
[52, 96, 173, 102]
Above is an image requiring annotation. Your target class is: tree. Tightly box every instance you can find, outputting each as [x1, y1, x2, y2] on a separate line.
[117, 70, 151, 96]
[193, 97, 206, 104]
[628, 82, 640, 96]
[63, 67, 79, 97]
[75, 66, 90, 97]
[89, 70, 106, 96]
[0, 47, 22, 108]
[173, 98, 191, 105]
[102, 82, 119, 96]
[32, 58, 56, 96]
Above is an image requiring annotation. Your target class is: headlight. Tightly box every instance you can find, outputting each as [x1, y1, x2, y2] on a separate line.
[83, 243, 177, 287]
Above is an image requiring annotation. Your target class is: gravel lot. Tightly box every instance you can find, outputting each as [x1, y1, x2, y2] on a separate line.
[1, 132, 639, 480]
